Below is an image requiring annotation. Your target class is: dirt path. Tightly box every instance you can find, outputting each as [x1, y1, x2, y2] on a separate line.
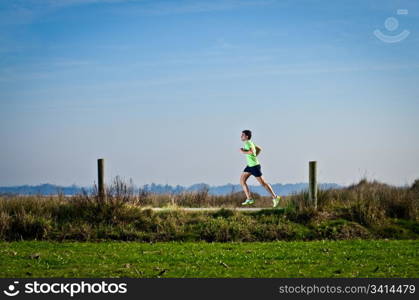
[143, 207, 271, 211]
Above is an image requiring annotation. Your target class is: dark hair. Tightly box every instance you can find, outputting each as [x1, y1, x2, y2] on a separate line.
[242, 130, 252, 139]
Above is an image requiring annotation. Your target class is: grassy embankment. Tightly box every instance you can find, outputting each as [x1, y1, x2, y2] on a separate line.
[0, 178, 418, 242]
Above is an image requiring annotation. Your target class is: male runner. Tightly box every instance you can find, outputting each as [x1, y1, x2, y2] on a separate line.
[239, 130, 281, 207]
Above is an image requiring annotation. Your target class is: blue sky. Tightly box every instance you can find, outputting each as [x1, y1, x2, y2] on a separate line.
[1, 0, 419, 187]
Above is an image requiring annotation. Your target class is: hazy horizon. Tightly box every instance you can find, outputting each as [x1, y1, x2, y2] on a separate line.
[1, 0, 419, 187]
[0, 180, 342, 188]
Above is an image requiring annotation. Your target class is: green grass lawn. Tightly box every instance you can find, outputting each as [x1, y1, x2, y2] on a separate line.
[0, 240, 417, 278]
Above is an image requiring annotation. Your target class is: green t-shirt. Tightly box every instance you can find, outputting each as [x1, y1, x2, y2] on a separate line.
[243, 140, 259, 167]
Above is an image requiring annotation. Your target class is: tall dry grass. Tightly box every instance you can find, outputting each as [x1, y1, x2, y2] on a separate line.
[0, 177, 417, 241]
[287, 178, 418, 226]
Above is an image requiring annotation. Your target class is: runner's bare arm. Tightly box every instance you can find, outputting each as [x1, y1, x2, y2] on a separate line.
[240, 148, 254, 155]
[255, 145, 262, 156]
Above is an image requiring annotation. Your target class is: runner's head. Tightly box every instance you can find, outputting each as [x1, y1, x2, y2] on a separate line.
[241, 130, 252, 141]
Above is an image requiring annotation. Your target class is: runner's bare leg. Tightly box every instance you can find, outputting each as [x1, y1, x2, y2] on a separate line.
[255, 176, 277, 198]
[240, 172, 252, 199]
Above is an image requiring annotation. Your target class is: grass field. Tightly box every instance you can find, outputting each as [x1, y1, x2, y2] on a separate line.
[0, 240, 417, 278]
[1, 179, 417, 278]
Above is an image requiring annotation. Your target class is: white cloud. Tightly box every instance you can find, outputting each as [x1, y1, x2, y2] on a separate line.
[43, 0, 137, 8]
[0, 0, 277, 25]
[0, 0, 141, 25]
[126, 0, 276, 16]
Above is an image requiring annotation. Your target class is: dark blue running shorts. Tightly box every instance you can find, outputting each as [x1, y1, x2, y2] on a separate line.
[243, 164, 262, 177]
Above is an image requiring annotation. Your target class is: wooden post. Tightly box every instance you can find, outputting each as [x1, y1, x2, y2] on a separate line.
[309, 161, 317, 210]
[98, 158, 105, 200]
